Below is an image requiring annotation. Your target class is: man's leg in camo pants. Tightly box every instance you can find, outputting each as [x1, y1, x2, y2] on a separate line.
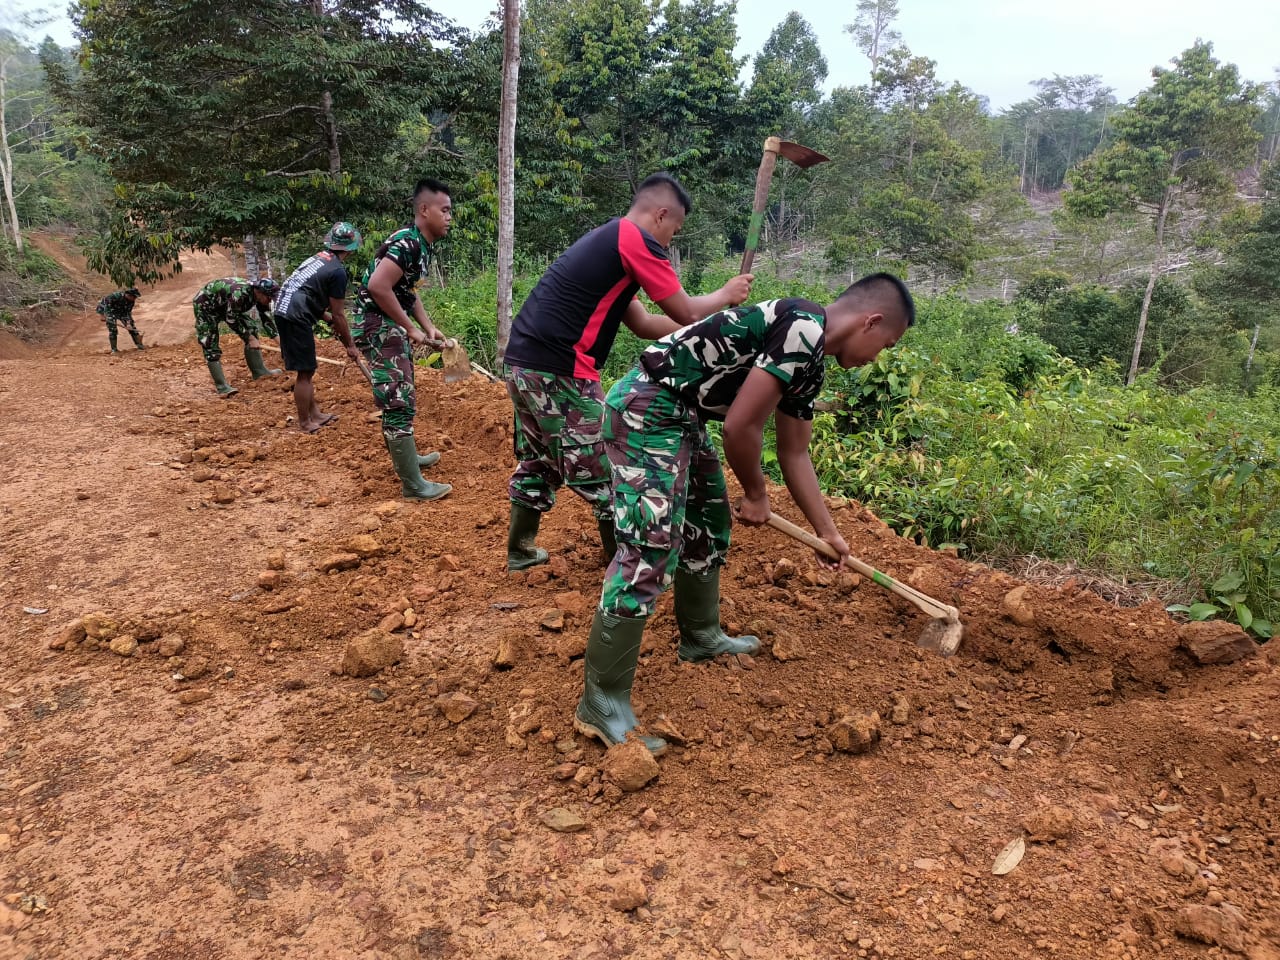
[105, 318, 119, 353]
[194, 303, 223, 362]
[358, 316, 417, 439]
[505, 365, 612, 520]
[599, 370, 704, 618]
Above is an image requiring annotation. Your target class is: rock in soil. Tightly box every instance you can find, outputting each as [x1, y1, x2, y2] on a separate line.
[317, 552, 361, 573]
[50, 618, 86, 650]
[1173, 904, 1249, 953]
[82, 611, 119, 640]
[340, 629, 403, 678]
[1022, 804, 1074, 841]
[829, 712, 881, 754]
[608, 875, 648, 911]
[108, 635, 138, 657]
[601, 740, 660, 792]
[1002, 584, 1037, 626]
[539, 807, 586, 833]
[156, 634, 185, 658]
[771, 630, 805, 662]
[1179, 621, 1259, 665]
[345, 534, 383, 558]
[436, 692, 479, 723]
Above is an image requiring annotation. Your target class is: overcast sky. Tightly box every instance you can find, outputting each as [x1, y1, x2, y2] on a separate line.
[9, 0, 1279, 111]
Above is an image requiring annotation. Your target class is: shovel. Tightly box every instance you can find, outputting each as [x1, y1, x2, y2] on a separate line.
[766, 513, 964, 657]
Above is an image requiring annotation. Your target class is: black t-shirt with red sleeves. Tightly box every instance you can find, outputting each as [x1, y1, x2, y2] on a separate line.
[504, 217, 682, 381]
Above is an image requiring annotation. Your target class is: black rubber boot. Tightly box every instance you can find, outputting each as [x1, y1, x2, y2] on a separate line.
[109, 330, 119, 354]
[385, 433, 451, 501]
[597, 515, 618, 564]
[574, 609, 668, 756]
[206, 360, 238, 397]
[506, 502, 549, 571]
[130, 329, 145, 350]
[674, 567, 760, 662]
[244, 345, 281, 379]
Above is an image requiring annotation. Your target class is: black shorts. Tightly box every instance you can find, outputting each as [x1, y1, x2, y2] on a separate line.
[277, 314, 317, 372]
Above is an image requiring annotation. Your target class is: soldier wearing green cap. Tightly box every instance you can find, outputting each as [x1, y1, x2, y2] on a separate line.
[274, 222, 366, 433]
[96, 287, 143, 354]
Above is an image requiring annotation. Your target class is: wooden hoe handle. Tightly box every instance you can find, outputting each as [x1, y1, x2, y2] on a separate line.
[765, 513, 960, 622]
[740, 137, 781, 275]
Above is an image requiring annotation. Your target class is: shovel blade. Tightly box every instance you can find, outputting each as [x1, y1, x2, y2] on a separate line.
[777, 140, 829, 169]
[442, 342, 472, 383]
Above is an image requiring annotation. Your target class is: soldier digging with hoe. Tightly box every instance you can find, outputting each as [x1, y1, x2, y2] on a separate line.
[273, 221, 364, 433]
[574, 273, 916, 756]
[193, 277, 282, 396]
[350, 179, 455, 501]
[96, 287, 144, 354]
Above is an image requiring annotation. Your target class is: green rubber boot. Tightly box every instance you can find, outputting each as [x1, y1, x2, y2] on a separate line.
[674, 567, 760, 662]
[244, 345, 281, 379]
[206, 360, 239, 397]
[575, 609, 668, 756]
[108, 330, 119, 354]
[506, 502, 549, 571]
[130, 329, 145, 350]
[418, 450, 441, 470]
[597, 515, 618, 564]
[385, 433, 451, 501]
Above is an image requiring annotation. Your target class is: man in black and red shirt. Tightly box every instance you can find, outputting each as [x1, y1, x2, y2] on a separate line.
[502, 172, 753, 571]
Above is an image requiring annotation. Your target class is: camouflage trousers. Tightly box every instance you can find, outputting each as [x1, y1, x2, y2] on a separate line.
[504, 364, 612, 520]
[599, 369, 731, 618]
[352, 310, 416, 439]
[102, 314, 137, 335]
[194, 302, 254, 363]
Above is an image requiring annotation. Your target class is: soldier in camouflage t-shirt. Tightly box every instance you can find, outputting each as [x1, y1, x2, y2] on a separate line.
[96, 288, 142, 353]
[192, 276, 282, 396]
[573, 274, 916, 756]
[349, 178, 454, 503]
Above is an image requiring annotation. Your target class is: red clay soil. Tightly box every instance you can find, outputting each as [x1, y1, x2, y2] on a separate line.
[1, 248, 1277, 960]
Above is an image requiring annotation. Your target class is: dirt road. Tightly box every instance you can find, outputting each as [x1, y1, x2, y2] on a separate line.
[1, 245, 1277, 960]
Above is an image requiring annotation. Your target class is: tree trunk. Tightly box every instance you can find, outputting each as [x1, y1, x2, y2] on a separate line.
[0, 56, 24, 253]
[244, 234, 261, 280]
[495, 0, 521, 363]
[1019, 122, 1029, 195]
[311, 0, 342, 176]
[1127, 187, 1172, 386]
[1243, 322, 1261, 390]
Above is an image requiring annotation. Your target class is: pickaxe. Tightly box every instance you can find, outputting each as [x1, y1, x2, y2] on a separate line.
[741, 136, 830, 274]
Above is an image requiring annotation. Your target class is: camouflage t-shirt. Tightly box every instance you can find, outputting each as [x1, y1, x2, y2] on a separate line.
[639, 298, 827, 422]
[194, 278, 275, 333]
[353, 224, 433, 319]
[96, 291, 136, 322]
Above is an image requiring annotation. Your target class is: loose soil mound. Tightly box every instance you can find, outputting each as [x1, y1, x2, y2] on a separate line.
[1, 268, 1276, 959]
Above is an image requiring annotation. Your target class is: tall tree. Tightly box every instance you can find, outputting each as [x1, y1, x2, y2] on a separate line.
[496, 0, 521, 361]
[1065, 41, 1261, 385]
[844, 0, 901, 85]
[49, 0, 455, 284]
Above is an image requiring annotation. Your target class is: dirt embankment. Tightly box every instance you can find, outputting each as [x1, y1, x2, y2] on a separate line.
[0, 255, 1276, 960]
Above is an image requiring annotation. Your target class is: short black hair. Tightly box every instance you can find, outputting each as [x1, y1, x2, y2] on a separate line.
[412, 178, 451, 204]
[634, 172, 692, 215]
[837, 272, 915, 327]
